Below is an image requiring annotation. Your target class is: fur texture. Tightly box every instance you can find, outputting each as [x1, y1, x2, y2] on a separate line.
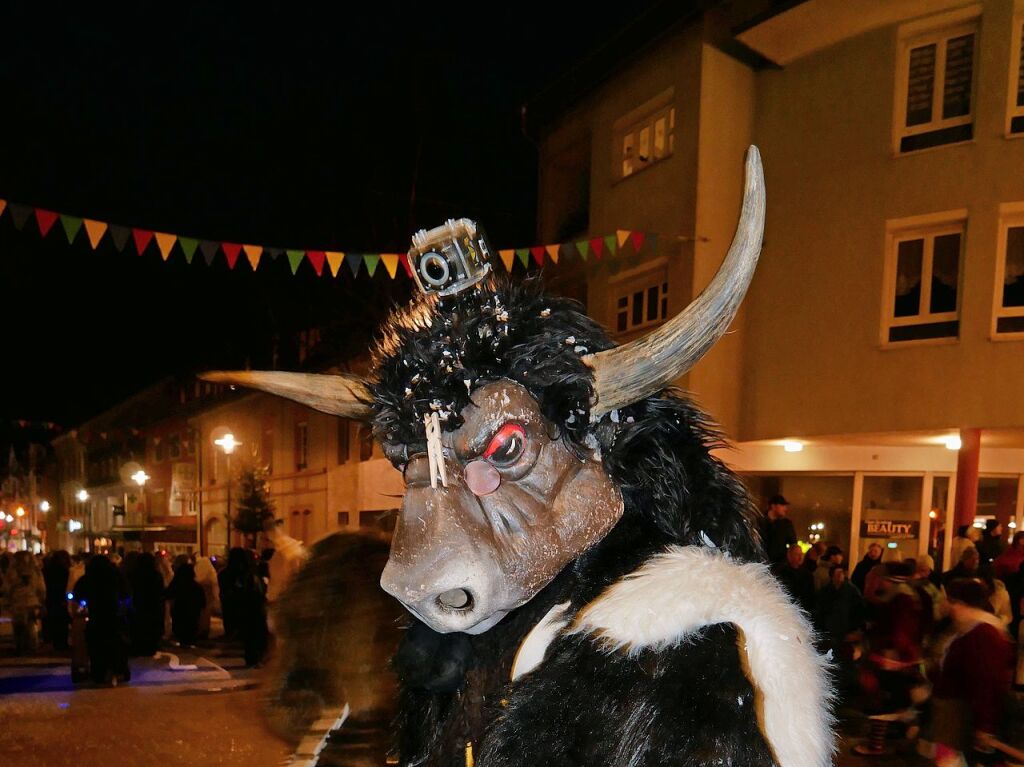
[570, 545, 836, 767]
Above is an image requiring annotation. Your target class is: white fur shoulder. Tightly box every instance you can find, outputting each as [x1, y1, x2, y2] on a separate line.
[569, 545, 836, 767]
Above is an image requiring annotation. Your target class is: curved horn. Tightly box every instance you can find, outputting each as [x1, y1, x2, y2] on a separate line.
[199, 370, 374, 420]
[584, 145, 765, 418]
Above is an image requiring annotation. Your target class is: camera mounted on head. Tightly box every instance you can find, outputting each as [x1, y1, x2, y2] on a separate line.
[408, 218, 492, 297]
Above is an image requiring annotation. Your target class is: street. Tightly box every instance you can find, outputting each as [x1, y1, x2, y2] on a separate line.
[0, 616, 292, 767]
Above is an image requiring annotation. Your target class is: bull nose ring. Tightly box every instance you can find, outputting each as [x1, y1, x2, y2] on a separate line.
[465, 459, 500, 496]
[437, 588, 474, 611]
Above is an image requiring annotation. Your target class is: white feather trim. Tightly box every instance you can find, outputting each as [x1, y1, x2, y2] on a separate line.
[568, 545, 836, 767]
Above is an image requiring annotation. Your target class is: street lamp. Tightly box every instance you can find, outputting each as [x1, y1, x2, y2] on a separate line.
[40, 500, 50, 513]
[213, 431, 241, 554]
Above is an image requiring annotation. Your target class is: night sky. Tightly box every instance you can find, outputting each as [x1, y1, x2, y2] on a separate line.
[0, 2, 667, 455]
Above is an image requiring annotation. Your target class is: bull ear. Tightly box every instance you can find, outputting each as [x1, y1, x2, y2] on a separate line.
[199, 370, 374, 420]
[583, 145, 765, 417]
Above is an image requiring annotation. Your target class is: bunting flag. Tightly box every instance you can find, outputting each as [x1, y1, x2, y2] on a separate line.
[84, 219, 108, 249]
[0, 196, 659, 282]
[200, 240, 219, 265]
[307, 250, 326, 277]
[286, 250, 305, 275]
[36, 209, 58, 237]
[109, 225, 130, 252]
[61, 214, 83, 244]
[243, 244, 262, 270]
[326, 251, 344, 277]
[132, 228, 154, 256]
[181, 237, 199, 264]
[222, 242, 242, 270]
[155, 232, 176, 261]
[381, 253, 399, 278]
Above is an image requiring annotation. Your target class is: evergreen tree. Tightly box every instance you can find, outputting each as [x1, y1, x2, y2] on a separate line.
[233, 465, 275, 548]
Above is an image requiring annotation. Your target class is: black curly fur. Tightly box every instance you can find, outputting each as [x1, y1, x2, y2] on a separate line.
[370, 276, 771, 765]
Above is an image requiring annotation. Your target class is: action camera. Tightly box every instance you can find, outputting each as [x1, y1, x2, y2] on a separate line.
[408, 218, 492, 297]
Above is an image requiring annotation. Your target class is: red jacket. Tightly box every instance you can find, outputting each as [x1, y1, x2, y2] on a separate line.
[934, 613, 1013, 734]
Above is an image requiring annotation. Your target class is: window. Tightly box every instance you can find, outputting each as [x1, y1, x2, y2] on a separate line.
[337, 511, 350, 527]
[896, 18, 978, 152]
[1009, 15, 1024, 135]
[884, 214, 965, 343]
[994, 208, 1024, 336]
[609, 260, 669, 335]
[337, 420, 350, 465]
[167, 434, 181, 460]
[294, 422, 308, 471]
[615, 91, 674, 180]
[154, 440, 166, 463]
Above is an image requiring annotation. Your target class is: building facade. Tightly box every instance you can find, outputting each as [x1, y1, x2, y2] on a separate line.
[531, 0, 1024, 570]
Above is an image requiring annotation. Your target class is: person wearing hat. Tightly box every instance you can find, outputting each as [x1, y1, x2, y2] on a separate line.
[977, 519, 1008, 567]
[760, 494, 797, 565]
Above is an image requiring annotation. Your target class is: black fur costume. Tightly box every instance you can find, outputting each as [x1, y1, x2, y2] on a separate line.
[369, 277, 824, 766]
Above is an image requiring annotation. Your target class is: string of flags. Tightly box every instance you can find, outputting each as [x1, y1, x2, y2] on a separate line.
[0, 197, 657, 279]
[7, 419, 63, 433]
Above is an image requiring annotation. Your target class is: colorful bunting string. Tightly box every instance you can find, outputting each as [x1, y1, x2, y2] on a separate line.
[0, 196, 661, 281]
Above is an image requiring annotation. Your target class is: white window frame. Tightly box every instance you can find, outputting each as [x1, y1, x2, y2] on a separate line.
[1007, 7, 1024, 137]
[992, 202, 1024, 340]
[893, 9, 980, 154]
[608, 257, 669, 338]
[882, 210, 966, 347]
[613, 89, 675, 181]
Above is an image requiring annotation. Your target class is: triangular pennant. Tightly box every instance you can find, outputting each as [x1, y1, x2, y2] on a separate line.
[222, 242, 242, 270]
[399, 254, 413, 278]
[617, 230, 630, 248]
[265, 247, 283, 260]
[0, 199, 5, 217]
[647, 234, 658, 254]
[83, 219, 108, 249]
[630, 231, 645, 252]
[589, 237, 605, 260]
[575, 240, 590, 261]
[364, 254, 380, 277]
[381, 254, 399, 279]
[286, 250, 305, 275]
[545, 244, 560, 264]
[132, 228, 154, 256]
[155, 232, 176, 261]
[243, 244, 262, 270]
[179, 237, 199, 264]
[346, 253, 363, 278]
[306, 250, 326, 277]
[60, 215, 83, 244]
[9, 204, 32, 231]
[604, 234, 618, 256]
[109, 225, 131, 252]
[516, 248, 530, 268]
[530, 245, 546, 266]
[35, 209, 58, 237]
[325, 251, 344, 277]
[499, 249, 515, 271]
[200, 240, 220, 265]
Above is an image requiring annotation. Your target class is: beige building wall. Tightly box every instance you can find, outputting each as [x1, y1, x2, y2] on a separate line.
[740, 0, 1024, 442]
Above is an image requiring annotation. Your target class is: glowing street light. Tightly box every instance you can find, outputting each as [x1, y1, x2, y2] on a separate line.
[40, 500, 50, 512]
[15, 507, 25, 518]
[77, 489, 89, 502]
[131, 470, 150, 486]
[213, 433, 240, 455]
[212, 430, 242, 553]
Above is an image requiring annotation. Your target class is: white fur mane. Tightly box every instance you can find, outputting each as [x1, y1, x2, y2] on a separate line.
[568, 545, 835, 767]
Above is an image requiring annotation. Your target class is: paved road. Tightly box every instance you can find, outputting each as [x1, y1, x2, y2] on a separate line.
[0, 616, 293, 767]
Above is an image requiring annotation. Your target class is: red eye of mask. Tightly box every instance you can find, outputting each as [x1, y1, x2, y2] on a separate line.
[483, 423, 526, 466]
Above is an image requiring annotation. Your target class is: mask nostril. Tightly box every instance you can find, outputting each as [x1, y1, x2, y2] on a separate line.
[437, 588, 474, 611]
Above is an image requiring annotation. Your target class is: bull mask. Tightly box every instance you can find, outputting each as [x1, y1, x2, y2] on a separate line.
[202, 147, 765, 634]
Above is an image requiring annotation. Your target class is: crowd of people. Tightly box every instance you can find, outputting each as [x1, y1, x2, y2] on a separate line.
[763, 495, 1024, 763]
[0, 544, 284, 684]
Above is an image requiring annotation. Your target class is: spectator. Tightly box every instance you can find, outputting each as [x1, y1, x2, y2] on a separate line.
[166, 564, 205, 648]
[911, 554, 946, 629]
[8, 551, 46, 654]
[219, 547, 268, 666]
[852, 543, 883, 594]
[128, 552, 166, 656]
[803, 542, 826, 574]
[814, 564, 863, 691]
[73, 555, 131, 685]
[949, 526, 977, 573]
[979, 567, 1012, 628]
[773, 544, 815, 615]
[993, 532, 1024, 582]
[42, 550, 72, 652]
[944, 547, 981, 589]
[760, 494, 797, 565]
[813, 546, 844, 592]
[976, 520, 1007, 567]
[931, 579, 1013, 763]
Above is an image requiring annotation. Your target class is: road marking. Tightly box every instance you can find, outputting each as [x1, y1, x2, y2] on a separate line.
[154, 652, 198, 671]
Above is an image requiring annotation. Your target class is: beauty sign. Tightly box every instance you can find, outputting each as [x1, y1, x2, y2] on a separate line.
[861, 520, 920, 540]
